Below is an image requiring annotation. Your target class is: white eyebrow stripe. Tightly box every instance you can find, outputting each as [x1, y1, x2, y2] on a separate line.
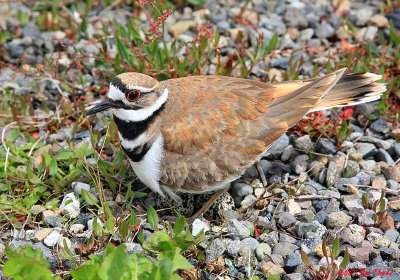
[112, 87, 169, 122]
[131, 85, 157, 93]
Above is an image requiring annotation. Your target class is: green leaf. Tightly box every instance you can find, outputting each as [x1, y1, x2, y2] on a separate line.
[98, 245, 129, 280]
[361, 193, 369, 209]
[7, 129, 19, 142]
[187, 0, 205, 5]
[71, 263, 101, 280]
[106, 216, 114, 234]
[301, 250, 311, 266]
[173, 216, 185, 236]
[4, 245, 60, 280]
[147, 206, 159, 229]
[266, 32, 279, 52]
[332, 238, 340, 258]
[339, 249, 350, 270]
[119, 220, 129, 239]
[81, 189, 99, 205]
[267, 275, 281, 280]
[55, 149, 75, 160]
[129, 211, 137, 226]
[389, 27, 400, 45]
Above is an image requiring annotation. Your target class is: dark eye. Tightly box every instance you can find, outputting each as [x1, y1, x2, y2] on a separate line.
[126, 89, 141, 102]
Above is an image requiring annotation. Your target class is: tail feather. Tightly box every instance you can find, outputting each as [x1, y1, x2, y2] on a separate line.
[310, 72, 386, 112]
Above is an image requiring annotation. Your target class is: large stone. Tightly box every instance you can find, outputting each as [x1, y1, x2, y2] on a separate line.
[369, 14, 389, 27]
[227, 219, 250, 240]
[255, 243, 272, 261]
[44, 230, 62, 247]
[343, 160, 360, 178]
[60, 192, 80, 219]
[169, 20, 196, 38]
[205, 238, 228, 263]
[231, 183, 253, 197]
[191, 218, 210, 236]
[296, 221, 327, 239]
[294, 135, 313, 151]
[382, 165, 400, 182]
[285, 250, 302, 272]
[355, 143, 378, 159]
[287, 199, 301, 215]
[315, 138, 336, 155]
[261, 261, 285, 276]
[326, 154, 346, 187]
[340, 224, 366, 246]
[326, 212, 351, 228]
[33, 228, 53, 242]
[272, 242, 299, 258]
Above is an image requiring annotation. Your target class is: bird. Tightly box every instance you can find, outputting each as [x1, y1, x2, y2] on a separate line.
[86, 68, 385, 212]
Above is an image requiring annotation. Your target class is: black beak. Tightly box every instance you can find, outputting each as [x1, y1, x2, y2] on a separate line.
[85, 99, 114, 116]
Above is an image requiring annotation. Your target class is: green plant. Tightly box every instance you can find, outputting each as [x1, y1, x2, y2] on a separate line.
[301, 237, 350, 280]
[361, 190, 387, 225]
[3, 215, 203, 280]
[3, 245, 61, 280]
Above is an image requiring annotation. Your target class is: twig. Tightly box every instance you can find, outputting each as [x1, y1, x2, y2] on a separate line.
[28, 133, 49, 157]
[294, 195, 331, 201]
[1, 121, 17, 178]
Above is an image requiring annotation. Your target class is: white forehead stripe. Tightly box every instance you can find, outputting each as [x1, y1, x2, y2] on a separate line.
[113, 88, 168, 122]
[108, 84, 127, 103]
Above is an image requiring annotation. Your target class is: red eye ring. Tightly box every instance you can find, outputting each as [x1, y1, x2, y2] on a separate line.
[126, 89, 141, 102]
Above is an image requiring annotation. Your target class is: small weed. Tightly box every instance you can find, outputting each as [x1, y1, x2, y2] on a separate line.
[361, 190, 387, 226]
[301, 237, 350, 280]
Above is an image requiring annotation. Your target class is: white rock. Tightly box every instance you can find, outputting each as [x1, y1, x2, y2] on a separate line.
[72, 182, 91, 195]
[287, 199, 301, 215]
[69, 224, 85, 234]
[44, 230, 62, 247]
[25, 230, 35, 240]
[60, 193, 80, 219]
[191, 219, 210, 236]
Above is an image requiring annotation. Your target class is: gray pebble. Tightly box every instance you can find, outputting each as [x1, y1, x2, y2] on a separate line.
[296, 221, 327, 239]
[278, 212, 297, 227]
[355, 143, 378, 159]
[272, 241, 299, 258]
[206, 238, 228, 263]
[315, 138, 336, 155]
[326, 211, 351, 228]
[285, 250, 302, 272]
[231, 182, 253, 197]
[227, 219, 250, 240]
[294, 135, 313, 151]
[375, 148, 395, 164]
[255, 243, 272, 261]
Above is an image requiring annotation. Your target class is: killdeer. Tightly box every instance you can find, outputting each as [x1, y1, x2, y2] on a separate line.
[86, 69, 385, 205]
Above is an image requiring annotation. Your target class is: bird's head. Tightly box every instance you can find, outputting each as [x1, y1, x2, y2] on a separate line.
[86, 72, 167, 121]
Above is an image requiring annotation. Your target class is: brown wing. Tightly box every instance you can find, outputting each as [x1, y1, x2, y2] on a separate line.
[159, 70, 346, 192]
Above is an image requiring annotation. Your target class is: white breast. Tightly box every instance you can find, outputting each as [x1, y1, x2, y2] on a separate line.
[128, 135, 164, 196]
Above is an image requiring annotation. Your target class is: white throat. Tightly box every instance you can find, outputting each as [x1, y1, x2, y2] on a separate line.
[112, 87, 169, 122]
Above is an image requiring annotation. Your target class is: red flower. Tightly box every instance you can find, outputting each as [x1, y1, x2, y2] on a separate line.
[339, 106, 354, 119]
